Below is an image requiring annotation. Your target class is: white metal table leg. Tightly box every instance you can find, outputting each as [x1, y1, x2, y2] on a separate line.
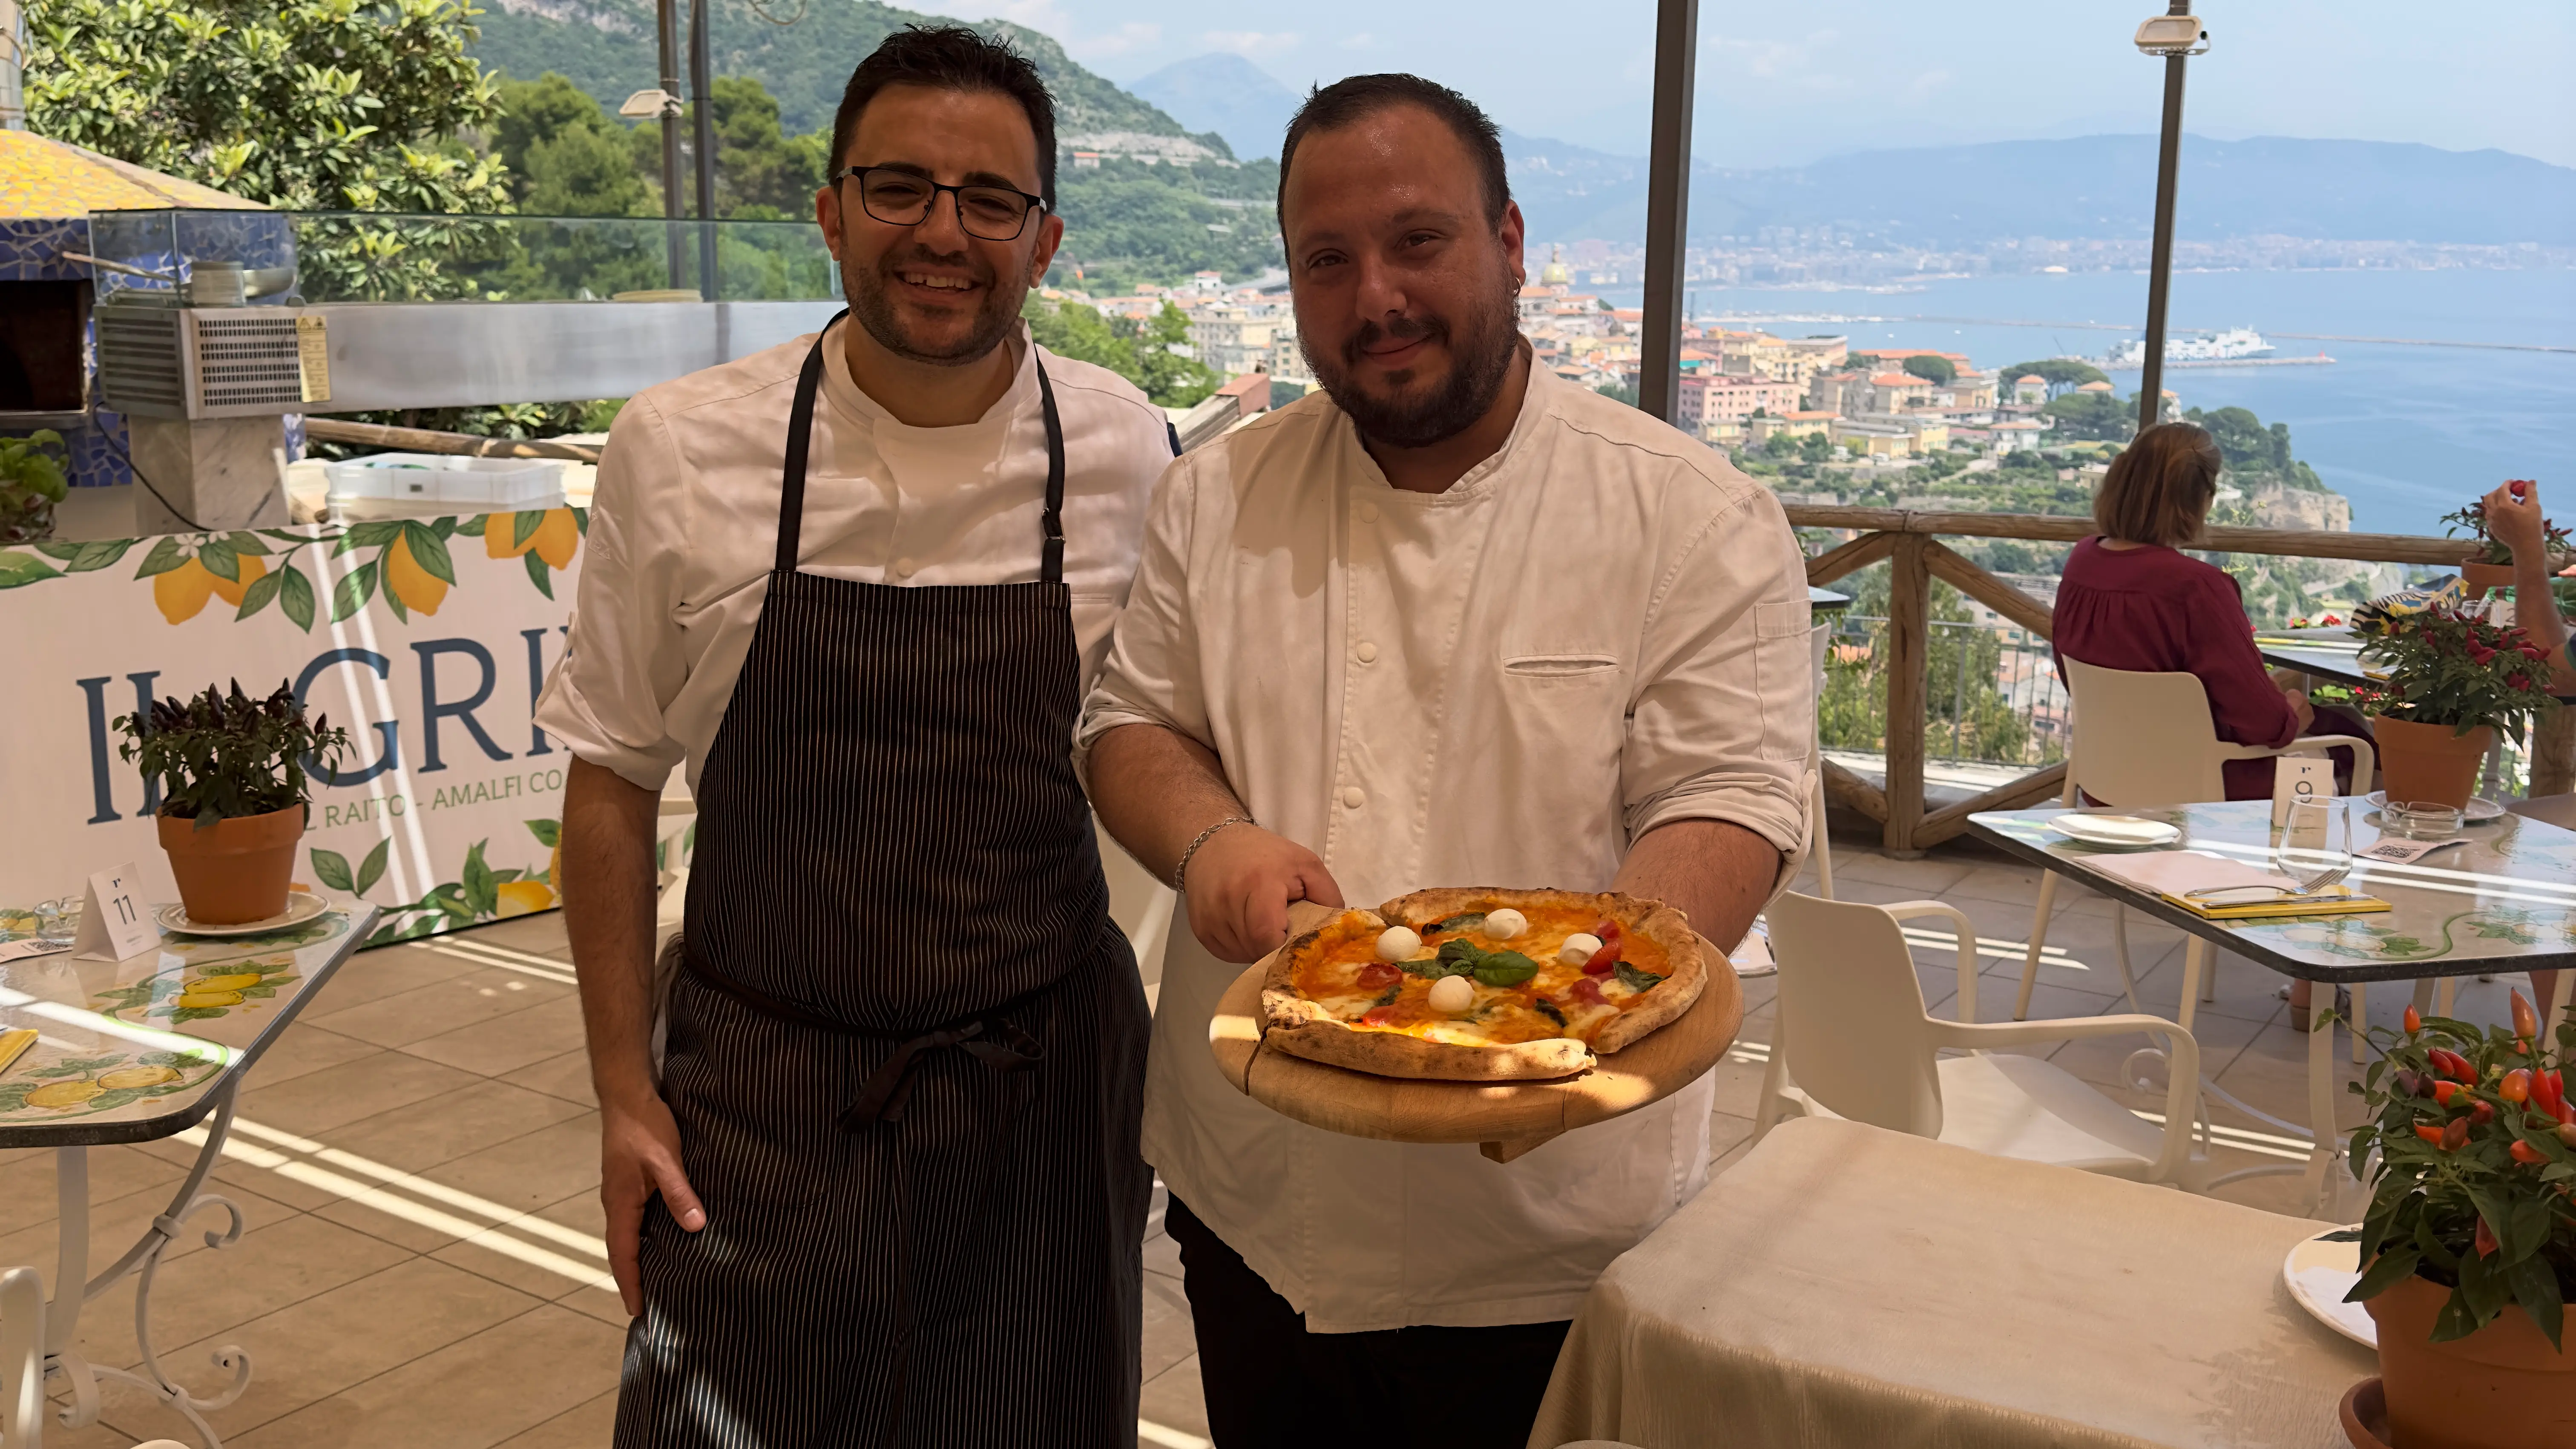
[2303, 992, 2342, 1216]
[42, 1081, 254, 1449]
[3, 1265, 42, 1448]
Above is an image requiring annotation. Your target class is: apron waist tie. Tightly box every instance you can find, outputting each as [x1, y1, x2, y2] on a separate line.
[682, 940, 1046, 1129]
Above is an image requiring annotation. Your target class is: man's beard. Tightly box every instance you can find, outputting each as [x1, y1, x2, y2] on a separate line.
[843, 245, 1019, 365]
[1305, 279, 1521, 450]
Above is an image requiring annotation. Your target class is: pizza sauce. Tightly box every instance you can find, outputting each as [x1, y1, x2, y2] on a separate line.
[1287, 899, 1674, 1046]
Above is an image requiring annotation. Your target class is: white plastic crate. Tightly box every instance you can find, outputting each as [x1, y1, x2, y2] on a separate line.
[322, 453, 566, 520]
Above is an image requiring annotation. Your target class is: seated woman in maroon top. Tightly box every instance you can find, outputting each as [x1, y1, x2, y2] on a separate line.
[2053, 421, 2369, 799]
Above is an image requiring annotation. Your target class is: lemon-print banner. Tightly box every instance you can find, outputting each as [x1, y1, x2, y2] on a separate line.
[0, 510, 585, 941]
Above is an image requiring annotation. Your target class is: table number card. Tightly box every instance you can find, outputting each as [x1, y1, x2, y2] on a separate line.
[72, 862, 159, 962]
[2271, 755, 2335, 826]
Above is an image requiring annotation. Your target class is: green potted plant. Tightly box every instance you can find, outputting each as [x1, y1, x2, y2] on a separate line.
[2336, 993, 2574, 1449]
[114, 681, 349, 925]
[2442, 482, 2568, 599]
[2349, 599, 2557, 808]
[0, 429, 69, 543]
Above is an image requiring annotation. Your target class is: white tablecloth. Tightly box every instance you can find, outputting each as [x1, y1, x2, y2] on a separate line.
[1528, 1117, 2375, 1448]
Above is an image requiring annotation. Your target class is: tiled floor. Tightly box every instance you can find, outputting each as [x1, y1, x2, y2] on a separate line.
[6, 833, 2553, 1447]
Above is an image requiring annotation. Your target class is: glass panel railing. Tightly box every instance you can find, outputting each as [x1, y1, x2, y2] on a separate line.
[82, 209, 841, 305]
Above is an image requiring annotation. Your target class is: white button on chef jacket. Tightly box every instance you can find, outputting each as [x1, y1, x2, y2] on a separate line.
[1081, 366, 1816, 1333]
[535, 320, 1173, 793]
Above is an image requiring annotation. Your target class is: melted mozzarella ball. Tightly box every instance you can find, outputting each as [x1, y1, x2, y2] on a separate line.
[1558, 932, 1604, 966]
[1427, 974, 1476, 1014]
[1374, 926, 1423, 963]
[1483, 908, 1528, 941]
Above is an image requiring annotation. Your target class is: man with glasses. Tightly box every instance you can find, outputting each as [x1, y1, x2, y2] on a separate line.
[539, 26, 1171, 1447]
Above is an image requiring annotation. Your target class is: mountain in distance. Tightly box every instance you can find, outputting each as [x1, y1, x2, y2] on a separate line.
[1126, 52, 1298, 161]
[471, 0, 1226, 151]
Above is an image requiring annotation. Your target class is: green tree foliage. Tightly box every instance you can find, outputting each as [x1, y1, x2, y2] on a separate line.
[2005, 357, 2109, 389]
[1901, 354, 1956, 385]
[1024, 299, 1218, 408]
[1049, 158, 1283, 292]
[494, 74, 652, 217]
[2041, 390, 2133, 442]
[2186, 405, 2327, 491]
[700, 76, 832, 218]
[28, 0, 509, 215]
[1816, 567, 2046, 767]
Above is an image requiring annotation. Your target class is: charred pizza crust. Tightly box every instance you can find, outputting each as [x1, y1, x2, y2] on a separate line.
[1258, 888, 1706, 1081]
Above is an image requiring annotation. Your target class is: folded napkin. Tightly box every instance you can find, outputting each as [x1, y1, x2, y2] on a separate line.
[2084, 849, 2390, 920]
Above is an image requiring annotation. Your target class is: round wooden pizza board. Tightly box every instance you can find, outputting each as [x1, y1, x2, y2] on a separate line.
[1208, 902, 1745, 1164]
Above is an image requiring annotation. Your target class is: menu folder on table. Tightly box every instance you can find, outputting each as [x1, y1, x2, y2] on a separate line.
[2160, 885, 2390, 921]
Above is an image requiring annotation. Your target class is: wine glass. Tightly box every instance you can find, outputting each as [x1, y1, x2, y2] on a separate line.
[2276, 796, 2353, 894]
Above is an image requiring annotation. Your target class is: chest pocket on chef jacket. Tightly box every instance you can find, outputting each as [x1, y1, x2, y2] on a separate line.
[1752, 599, 1817, 762]
[1496, 649, 1629, 796]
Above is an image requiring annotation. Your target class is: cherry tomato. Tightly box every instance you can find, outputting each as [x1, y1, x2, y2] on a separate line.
[1568, 977, 1608, 1007]
[1355, 962, 1402, 991]
[1360, 1004, 1400, 1027]
[2510, 1139, 2548, 1166]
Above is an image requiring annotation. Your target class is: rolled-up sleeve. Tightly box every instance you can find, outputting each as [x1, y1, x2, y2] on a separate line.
[532, 396, 690, 792]
[1620, 482, 1814, 856]
[1075, 459, 1205, 771]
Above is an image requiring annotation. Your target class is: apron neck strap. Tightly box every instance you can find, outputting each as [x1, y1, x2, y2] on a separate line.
[776, 318, 1070, 586]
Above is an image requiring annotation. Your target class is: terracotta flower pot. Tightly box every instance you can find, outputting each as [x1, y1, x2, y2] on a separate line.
[2364, 1273, 2576, 1449]
[2369, 716, 2493, 810]
[157, 805, 305, 925]
[2458, 559, 2516, 599]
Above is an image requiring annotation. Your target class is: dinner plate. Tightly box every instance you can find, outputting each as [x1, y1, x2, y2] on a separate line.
[2045, 814, 2182, 848]
[2366, 791, 2504, 823]
[154, 892, 331, 938]
[2283, 1226, 2375, 1348]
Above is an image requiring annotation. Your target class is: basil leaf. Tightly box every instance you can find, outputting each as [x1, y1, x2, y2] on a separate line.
[1370, 984, 1401, 1009]
[1535, 999, 1567, 1028]
[1472, 951, 1541, 987]
[1614, 961, 1667, 993]
[1403, 938, 1486, 979]
[1423, 912, 1487, 936]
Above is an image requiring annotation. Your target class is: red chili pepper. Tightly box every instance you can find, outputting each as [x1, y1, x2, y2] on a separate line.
[2433, 1080, 2461, 1107]
[2512, 990, 2541, 1041]
[2475, 1215, 2499, 1258]
[2428, 1048, 2475, 1083]
[2394, 1070, 2426, 1099]
[2518, 1038, 2534, 1057]
[2444, 1116, 2472, 1151]
[2403, 1005, 2422, 1034]
[2559, 1122, 2576, 1149]
[2502, 1068, 2533, 1104]
[2414, 1124, 2447, 1147]
[2471, 1100, 2498, 1127]
[2539, 1070, 2567, 1116]
[1355, 962, 1402, 991]
[2510, 1139, 2548, 1166]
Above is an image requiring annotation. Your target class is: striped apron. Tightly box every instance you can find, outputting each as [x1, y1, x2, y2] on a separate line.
[615, 324, 1151, 1448]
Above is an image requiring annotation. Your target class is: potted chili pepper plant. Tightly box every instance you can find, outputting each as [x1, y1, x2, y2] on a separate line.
[2441, 482, 2569, 599]
[114, 681, 349, 925]
[2349, 597, 2557, 808]
[2334, 993, 2575, 1449]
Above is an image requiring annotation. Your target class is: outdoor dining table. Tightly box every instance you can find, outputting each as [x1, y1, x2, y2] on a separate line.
[2251, 625, 2381, 692]
[0, 903, 377, 1449]
[1966, 800, 2576, 1216]
[1527, 1116, 2375, 1449]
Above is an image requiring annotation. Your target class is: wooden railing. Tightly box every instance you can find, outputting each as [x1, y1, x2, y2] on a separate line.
[1785, 505, 2576, 855]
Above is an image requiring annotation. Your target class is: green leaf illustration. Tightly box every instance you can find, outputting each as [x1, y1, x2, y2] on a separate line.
[63, 539, 136, 573]
[310, 848, 355, 892]
[0, 551, 62, 589]
[132, 536, 190, 578]
[513, 510, 545, 549]
[279, 563, 317, 631]
[197, 538, 240, 582]
[233, 568, 286, 620]
[356, 837, 389, 895]
[331, 559, 378, 621]
[524, 819, 561, 848]
[33, 540, 82, 561]
[402, 521, 456, 585]
[225, 530, 271, 556]
[452, 516, 487, 538]
[523, 550, 553, 598]
[461, 840, 497, 917]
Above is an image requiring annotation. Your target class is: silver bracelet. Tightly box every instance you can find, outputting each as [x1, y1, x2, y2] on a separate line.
[1172, 815, 1253, 892]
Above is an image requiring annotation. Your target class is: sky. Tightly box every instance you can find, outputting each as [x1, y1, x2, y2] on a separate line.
[914, 0, 2576, 168]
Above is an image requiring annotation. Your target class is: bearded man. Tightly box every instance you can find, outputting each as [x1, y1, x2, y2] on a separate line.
[540, 26, 1173, 1448]
[1080, 74, 1816, 1447]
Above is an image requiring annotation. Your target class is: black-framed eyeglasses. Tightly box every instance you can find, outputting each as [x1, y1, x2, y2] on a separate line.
[829, 166, 1047, 241]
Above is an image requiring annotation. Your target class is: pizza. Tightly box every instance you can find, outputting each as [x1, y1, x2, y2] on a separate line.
[1259, 888, 1705, 1081]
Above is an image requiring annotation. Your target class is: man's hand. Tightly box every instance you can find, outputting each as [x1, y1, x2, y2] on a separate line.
[1182, 824, 1344, 963]
[2483, 480, 2548, 559]
[2282, 687, 2315, 733]
[601, 1092, 706, 1316]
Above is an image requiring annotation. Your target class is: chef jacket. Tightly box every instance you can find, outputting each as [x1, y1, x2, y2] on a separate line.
[1078, 362, 1815, 1332]
[535, 320, 1172, 793]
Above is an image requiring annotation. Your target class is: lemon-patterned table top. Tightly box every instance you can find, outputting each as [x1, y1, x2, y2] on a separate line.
[0, 904, 377, 1147]
[1970, 801, 2576, 984]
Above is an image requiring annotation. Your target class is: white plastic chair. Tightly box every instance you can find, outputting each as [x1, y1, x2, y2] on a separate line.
[1756, 891, 2208, 1187]
[2014, 658, 2375, 1044]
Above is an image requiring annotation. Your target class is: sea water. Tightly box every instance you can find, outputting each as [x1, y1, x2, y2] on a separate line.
[1643, 267, 2576, 538]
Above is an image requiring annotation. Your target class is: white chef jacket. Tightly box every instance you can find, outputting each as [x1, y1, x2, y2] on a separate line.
[535, 320, 1172, 792]
[1078, 362, 1815, 1332]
